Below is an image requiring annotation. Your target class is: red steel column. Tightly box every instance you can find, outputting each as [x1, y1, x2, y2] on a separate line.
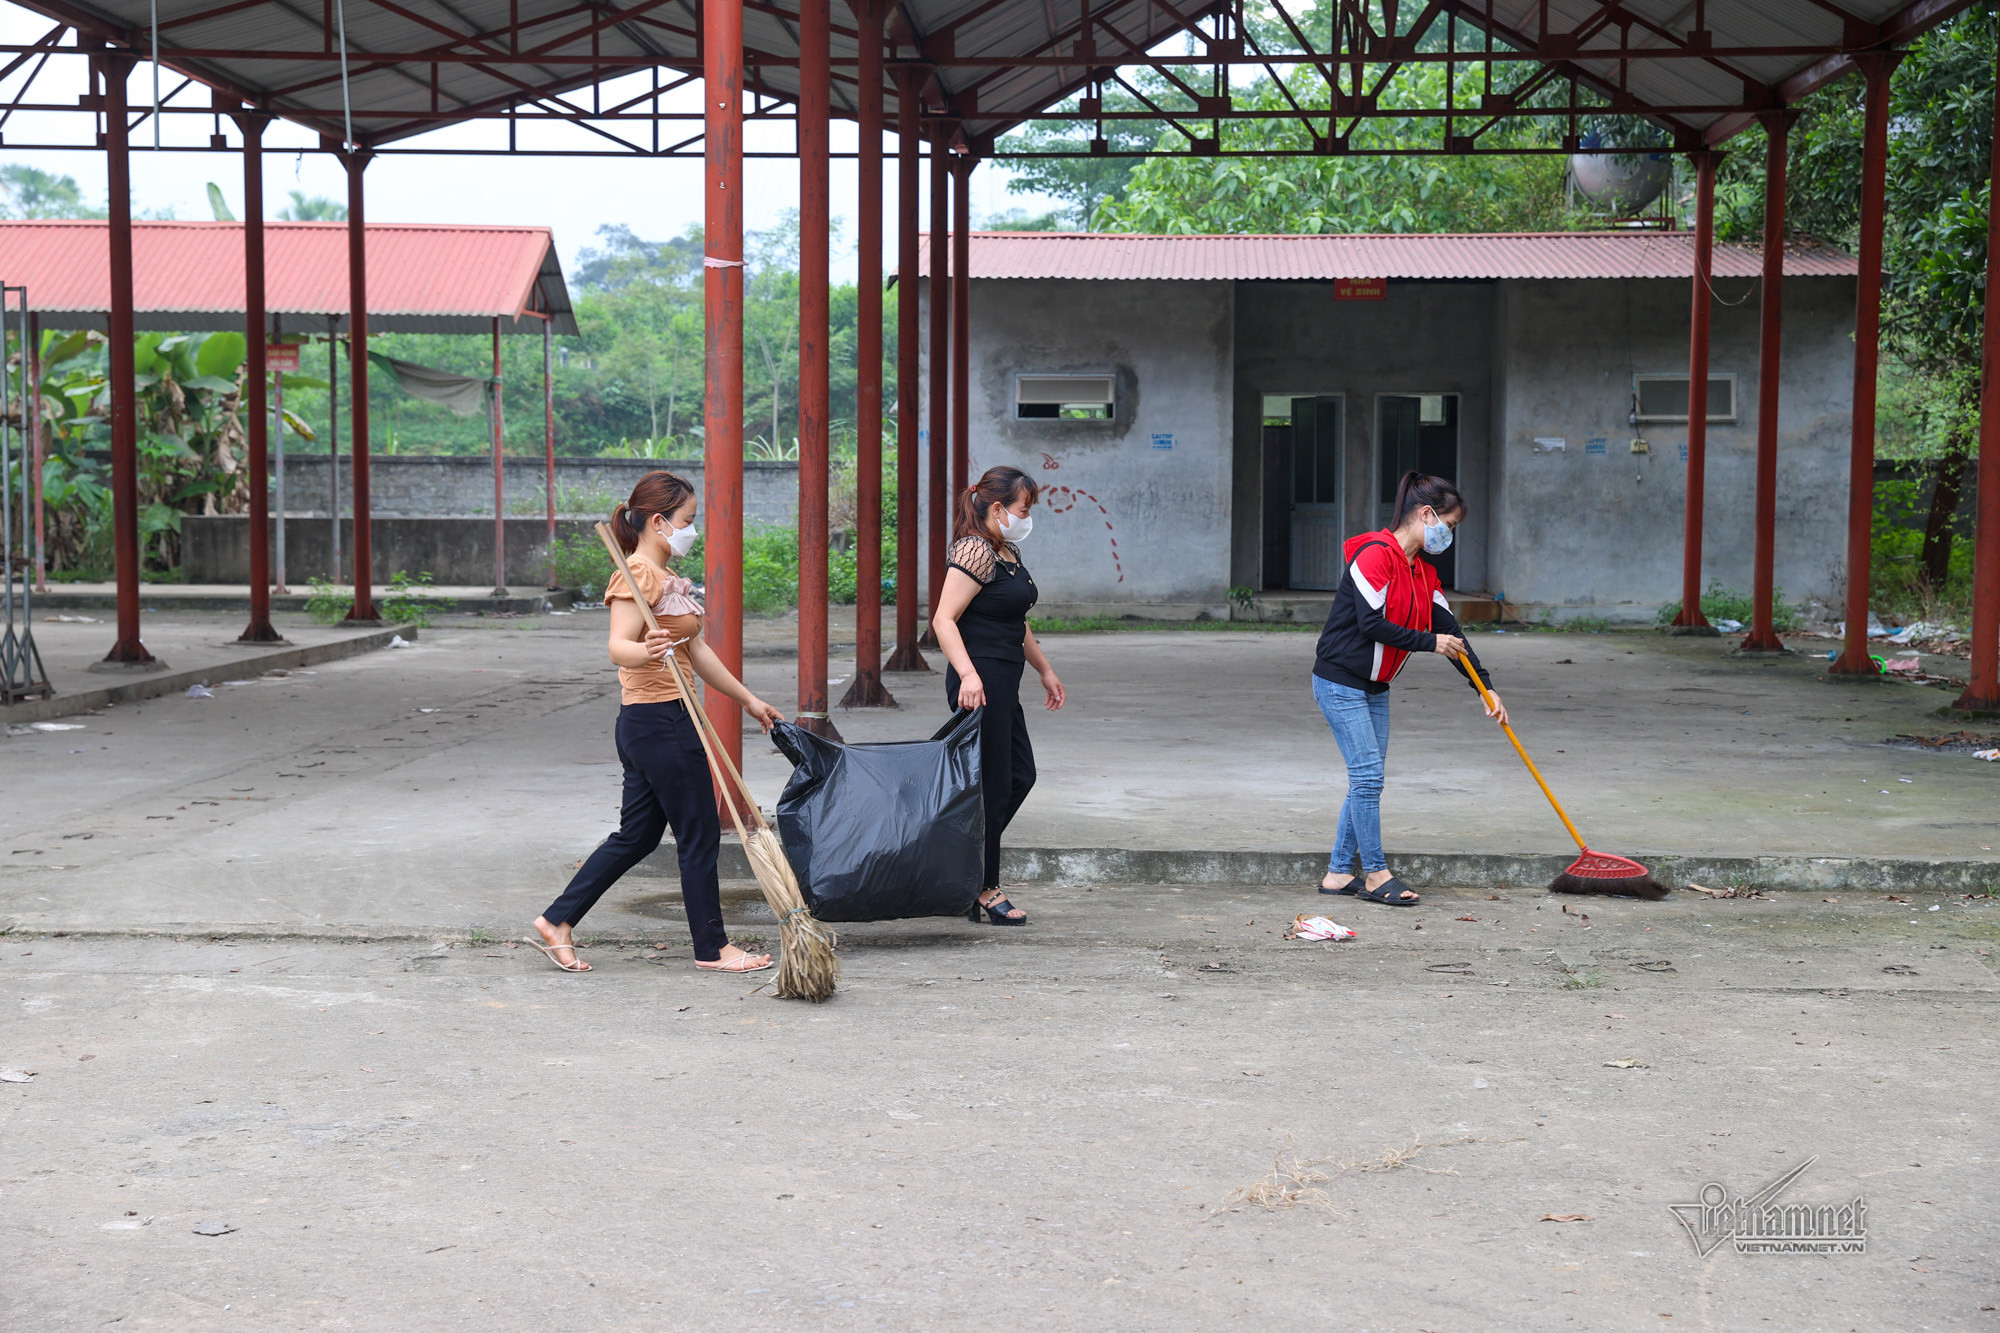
[1956, 43, 2000, 712]
[237, 111, 281, 642]
[704, 0, 747, 770]
[950, 152, 973, 497]
[1832, 56, 1899, 676]
[543, 314, 557, 588]
[100, 52, 153, 666]
[491, 316, 507, 595]
[343, 149, 378, 622]
[795, 0, 836, 737]
[1672, 149, 1718, 634]
[884, 67, 929, 673]
[1743, 114, 1794, 654]
[842, 0, 895, 708]
[922, 118, 952, 648]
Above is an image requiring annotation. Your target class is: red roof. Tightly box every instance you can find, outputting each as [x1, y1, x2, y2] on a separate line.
[912, 231, 1859, 282]
[0, 220, 575, 335]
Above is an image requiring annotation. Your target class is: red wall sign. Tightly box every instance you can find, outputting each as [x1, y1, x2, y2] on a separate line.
[265, 343, 301, 373]
[1334, 278, 1388, 301]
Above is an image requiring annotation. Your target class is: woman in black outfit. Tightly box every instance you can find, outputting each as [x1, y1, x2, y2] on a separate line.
[931, 465, 1066, 925]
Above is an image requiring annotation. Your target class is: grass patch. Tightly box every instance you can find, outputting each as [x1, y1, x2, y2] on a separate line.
[1655, 580, 1801, 630]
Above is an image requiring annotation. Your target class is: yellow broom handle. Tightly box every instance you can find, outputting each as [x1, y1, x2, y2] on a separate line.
[1455, 652, 1588, 854]
[593, 522, 764, 836]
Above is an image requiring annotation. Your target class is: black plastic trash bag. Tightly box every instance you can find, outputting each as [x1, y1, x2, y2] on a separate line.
[768, 709, 984, 922]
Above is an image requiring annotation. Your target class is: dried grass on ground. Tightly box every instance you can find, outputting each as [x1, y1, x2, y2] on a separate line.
[1211, 1134, 1485, 1218]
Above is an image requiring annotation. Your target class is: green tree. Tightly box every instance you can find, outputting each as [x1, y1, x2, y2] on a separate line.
[277, 190, 346, 221]
[0, 165, 104, 218]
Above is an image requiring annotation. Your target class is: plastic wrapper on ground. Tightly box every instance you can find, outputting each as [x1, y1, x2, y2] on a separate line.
[770, 710, 986, 923]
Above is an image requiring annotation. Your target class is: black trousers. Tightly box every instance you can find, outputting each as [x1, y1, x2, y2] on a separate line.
[944, 656, 1037, 888]
[542, 701, 727, 960]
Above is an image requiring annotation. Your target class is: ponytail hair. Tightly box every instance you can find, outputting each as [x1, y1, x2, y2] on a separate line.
[610, 469, 697, 554]
[953, 465, 1041, 550]
[1392, 470, 1465, 527]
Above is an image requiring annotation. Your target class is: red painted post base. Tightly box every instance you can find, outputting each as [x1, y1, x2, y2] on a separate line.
[884, 642, 930, 672]
[1826, 653, 1883, 678]
[1728, 639, 1793, 657]
[90, 645, 162, 672]
[794, 713, 845, 741]
[918, 627, 940, 651]
[236, 621, 288, 644]
[839, 672, 898, 708]
[1949, 688, 2000, 715]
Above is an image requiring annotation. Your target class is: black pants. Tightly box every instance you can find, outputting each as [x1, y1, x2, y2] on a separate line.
[944, 656, 1036, 888]
[542, 701, 727, 960]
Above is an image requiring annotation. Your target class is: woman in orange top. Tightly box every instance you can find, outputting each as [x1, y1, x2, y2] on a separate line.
[528, 470, 783, 973]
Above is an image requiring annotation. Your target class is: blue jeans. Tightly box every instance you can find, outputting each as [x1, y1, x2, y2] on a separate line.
[1314, 676, 1391, 875]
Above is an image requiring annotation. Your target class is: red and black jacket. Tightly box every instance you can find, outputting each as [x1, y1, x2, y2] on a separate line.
[1312, 531, 1490, 696]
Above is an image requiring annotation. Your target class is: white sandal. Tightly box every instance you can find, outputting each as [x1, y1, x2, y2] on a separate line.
[694, 951, 772, 973]
[525, 936, 590, 972]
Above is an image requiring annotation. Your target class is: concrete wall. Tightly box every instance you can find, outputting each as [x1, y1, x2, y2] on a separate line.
[1492, 276, 1856, 619]
[919, 277, 1236, 616]
[183, 515, 605, 586]
[262, 454, 799, 528]
[1232, 280, 1499, 593]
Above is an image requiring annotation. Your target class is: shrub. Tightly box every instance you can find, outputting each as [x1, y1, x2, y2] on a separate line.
[304, 570, 452, 627]
[1655, 580, 1800, 631]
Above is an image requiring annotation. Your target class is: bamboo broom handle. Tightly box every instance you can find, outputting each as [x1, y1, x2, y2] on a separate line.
[1455, 651, 1589, 854]
[592, 522, 761, 837]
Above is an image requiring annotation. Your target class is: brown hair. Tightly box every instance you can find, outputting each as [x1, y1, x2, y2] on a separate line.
[610, 470, 697, 554]
[1392, 470, 1465, 527]
[953, 465, 1041, 551]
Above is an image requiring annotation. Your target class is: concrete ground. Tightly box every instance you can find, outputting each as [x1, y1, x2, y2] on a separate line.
[5, 891, 1997, 1330]
[3, 613, 1997, 939]
[6, 612, 1999, 1328]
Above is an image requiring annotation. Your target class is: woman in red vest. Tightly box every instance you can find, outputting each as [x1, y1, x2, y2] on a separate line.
[1310, 471, 1507, 906]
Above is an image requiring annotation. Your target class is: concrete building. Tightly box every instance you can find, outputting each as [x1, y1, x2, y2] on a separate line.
[915, 232, 1860, 623]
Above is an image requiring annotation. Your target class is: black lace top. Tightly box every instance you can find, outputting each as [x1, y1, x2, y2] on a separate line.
[946, 536, 1038, 662]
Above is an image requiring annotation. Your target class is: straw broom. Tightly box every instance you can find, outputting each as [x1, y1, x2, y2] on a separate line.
[594, 523, 840, 1001]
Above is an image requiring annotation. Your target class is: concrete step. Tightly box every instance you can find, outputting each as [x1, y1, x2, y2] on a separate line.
[28, 584, 578, 616]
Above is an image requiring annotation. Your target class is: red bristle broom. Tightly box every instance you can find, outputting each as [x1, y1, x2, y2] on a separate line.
[1455, 653, 1669, 899]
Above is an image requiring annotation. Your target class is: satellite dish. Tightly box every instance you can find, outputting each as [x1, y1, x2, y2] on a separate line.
[1568, 131, 1673, 215]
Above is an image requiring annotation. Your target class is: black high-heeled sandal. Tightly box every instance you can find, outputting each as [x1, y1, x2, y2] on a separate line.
[966, 890, 1027, 925]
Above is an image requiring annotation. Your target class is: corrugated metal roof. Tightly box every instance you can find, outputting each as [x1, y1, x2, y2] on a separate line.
[910, 231, 1860, 282]
[8, 0, 1966, 149]
[0, 220, 575, 334]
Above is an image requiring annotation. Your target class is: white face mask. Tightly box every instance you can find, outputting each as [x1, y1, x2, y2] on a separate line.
[663, 520, 699, 558]
[1421, 509, 1454, 555]
[998, 508, 1033, 543]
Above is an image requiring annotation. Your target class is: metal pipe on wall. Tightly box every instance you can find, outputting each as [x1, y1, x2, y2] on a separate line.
[1743, 113, 1794, 655]
[795, 0, 836, 737]
[842, 0, 895, 709]
[884, 66, 929, 674]
[1831, 56, 1899, 677]
[99, 51, 155, 667]
[29, 310, 44, 593]
[237, 110, 282, 642]
[328, 318, 340, 583]
[343, 148, 377, 621]
[1671, 149, 1718, 634]
[703, 0, 747, 771]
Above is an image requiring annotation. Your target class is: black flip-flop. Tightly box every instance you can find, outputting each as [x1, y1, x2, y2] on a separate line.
[1352, 876, 1420, 906]
[1320, 877, 1359, 896]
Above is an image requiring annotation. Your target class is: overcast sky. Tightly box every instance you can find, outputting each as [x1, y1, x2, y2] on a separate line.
[0, 1, 1058, 284]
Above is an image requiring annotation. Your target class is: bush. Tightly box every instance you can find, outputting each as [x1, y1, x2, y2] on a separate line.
[1654, 580, 1801, 631]
[305, 571, 452, 627]
[548, 531, 616, 599]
